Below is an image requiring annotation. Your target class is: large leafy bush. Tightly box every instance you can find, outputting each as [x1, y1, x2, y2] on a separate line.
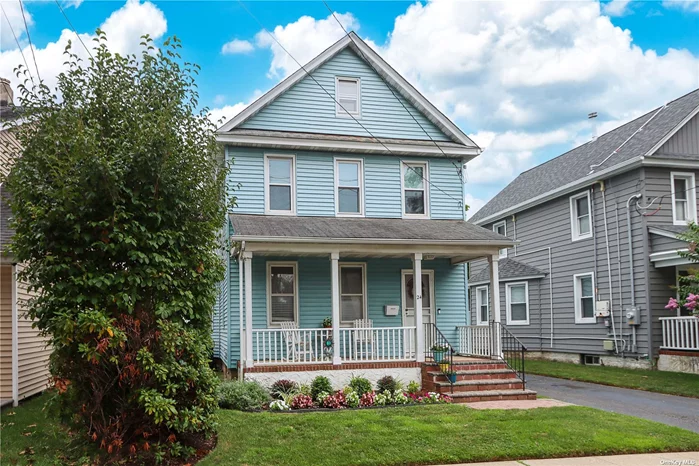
[217, 381, 271, 410]
[4, 32, 228, 462]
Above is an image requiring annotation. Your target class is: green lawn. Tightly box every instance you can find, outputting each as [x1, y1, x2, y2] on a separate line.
[4, 394, 699, 466]
[525, 359, 699, 398]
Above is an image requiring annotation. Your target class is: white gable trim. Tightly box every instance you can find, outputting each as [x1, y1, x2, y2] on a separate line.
[217, 32, 477, 150]
[646, 103, 699, 156]
[648, 227, 687, 240]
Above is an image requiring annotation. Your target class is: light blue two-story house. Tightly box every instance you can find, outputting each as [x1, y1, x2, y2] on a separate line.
[212, 33, 521, 397]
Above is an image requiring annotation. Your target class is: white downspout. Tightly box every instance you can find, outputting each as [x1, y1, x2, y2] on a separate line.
[11, 264, 18, 407]
[626, 194, 642, 353]
[599, 183, 619, 354]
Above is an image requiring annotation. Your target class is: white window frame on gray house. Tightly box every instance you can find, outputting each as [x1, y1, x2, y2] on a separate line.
[339, 263, 367, 324]
[266, 262, 299, 326]
[475, 285, 490, 325]
[264, 154, 296, 215]
[335, 158, 364, 216]
[574, 272, 596, 324]
[335, 77, 361, 118]
[569, 191, 592, 242]
[401, 161, 430, 219]
[492, 220, 507, 258]
[506, 282, 529, 326]
[670, 172, 697, 225]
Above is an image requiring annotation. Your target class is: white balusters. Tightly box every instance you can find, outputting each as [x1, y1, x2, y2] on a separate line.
[661, 317, 699, 351]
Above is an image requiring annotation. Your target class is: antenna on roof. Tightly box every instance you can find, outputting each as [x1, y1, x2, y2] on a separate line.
[588, 112, 598, 141]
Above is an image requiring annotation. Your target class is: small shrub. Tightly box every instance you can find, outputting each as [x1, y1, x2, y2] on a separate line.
[376, 375, 399, 393]
[217, 381, 271, 410]
[290, 394, 314, 410]
[321, 391, 347, 409]
[298, 384, 312, 397]
[345, 390, 360, 408]
[269, 400, 290, 411]
[407, 380, 420, 395]
[270, 379, 298, 399]
[349, 376, 372, 395]
[311, 376, 333, 401]
[359, 391, 376, 407]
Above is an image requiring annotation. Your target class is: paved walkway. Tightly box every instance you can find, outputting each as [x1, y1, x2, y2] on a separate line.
[526, 374, 699, 433]
[466, 399, 572, 410]
[435, 451, 699, 465]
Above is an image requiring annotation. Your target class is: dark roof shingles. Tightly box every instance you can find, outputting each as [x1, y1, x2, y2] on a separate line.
[470, 258, 546, 284]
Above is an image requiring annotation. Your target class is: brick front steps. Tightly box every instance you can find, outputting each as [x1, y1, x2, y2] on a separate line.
[422, 358, 537, 403]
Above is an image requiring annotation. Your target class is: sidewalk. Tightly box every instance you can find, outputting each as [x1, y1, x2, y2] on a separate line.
[435, 451, 699, 465]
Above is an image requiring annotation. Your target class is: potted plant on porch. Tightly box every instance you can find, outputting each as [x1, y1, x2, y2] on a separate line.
[446, 370, 457, 384]
[322, 317, 332, 328]
[431, 344, 450, 363]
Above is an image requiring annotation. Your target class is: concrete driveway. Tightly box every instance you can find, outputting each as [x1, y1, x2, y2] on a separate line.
[526, 374, 699, 433]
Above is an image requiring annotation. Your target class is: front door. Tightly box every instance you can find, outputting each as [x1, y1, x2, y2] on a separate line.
[401, 270, 435, 328]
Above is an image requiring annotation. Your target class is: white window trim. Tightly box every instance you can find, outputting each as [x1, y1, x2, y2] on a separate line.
[334, 158, 364, 217]
[506, 282, 529, 326]
[569, 191, 593, 242]
[574, 272, 596, 324]
[400, 160, 430, 219]
[670, 172, 697, 226]
[335, 76, 361, 118]
[339, 262, 367, 325]
[475, 285, 490, 326]
[266, 261, 299, 327]
[492, 220, 507, 258]
[264, 154, 296, 215]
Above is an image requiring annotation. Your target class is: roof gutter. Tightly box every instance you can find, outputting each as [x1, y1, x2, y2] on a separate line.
[230, 235, 517, 247]
[473, 156, 644, 226]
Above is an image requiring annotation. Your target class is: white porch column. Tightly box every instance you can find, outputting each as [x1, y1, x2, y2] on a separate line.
[488, 254, 503, 358]
[243, 251, 254, 368]
[330, 252, 341, 365]
[238, 257, 245, 380]
[414, 253, 424, 363]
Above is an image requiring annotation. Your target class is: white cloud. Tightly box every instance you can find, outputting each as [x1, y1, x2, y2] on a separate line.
[221, 39, 254, 55]
[65, 0, 85, 8]
[213, 94, 226, 105]
[209, 89, 264, 129]
[603, 0, 633, 16]
[1, 1, 33, 51]
[663, 0, 699, 12]
[0, 0, 167, 102]
[255, 12, 358, 78]
[464, 193, 487, 218]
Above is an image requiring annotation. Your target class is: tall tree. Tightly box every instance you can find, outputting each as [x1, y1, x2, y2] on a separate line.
[4, 32, 227, 462]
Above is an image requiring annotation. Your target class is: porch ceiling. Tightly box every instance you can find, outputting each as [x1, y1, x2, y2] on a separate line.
[229, 214, 515, 262]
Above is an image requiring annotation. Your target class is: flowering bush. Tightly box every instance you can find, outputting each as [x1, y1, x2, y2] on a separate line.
[375, 391, 390, 406]
[344, 389, 360, 408]
[269, 400, 290, 411]
[290, 394, 314, 410]
[406, 381, 421, 395]
[393, 390, 409, 405]
[321, 391, 347, 409]
[316, 391, 331, 404]
[359, 391, 376, 407]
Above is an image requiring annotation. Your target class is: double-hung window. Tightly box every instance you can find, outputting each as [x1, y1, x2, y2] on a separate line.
[402, 161, 429, 217]
[340, 264, 366, 323]
[506, 282, 529, 325]
[671, 172, 696, 225]
[265, 155, 295, 214]
[475, 286, 490, 325]
[570, 191, 592, 241]
[493, 221, 507, 258]
[268, 263, 297, 325]
[574, 272, 595, 323]
[336, 159, 363, 215]
[336, 77, 360, 117]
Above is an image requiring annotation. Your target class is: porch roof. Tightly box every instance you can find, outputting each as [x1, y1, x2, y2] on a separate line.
[229, 214, 513, 245]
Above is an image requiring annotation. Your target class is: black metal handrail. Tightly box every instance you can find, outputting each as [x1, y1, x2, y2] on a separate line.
[491, 322, 527, 390]
[424, 323, 455, 393]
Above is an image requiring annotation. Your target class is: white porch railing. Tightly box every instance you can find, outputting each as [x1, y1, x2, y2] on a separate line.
[661, 316, 699, 351]
[456, 325, 492, 357]
[339, 326, 416, 363]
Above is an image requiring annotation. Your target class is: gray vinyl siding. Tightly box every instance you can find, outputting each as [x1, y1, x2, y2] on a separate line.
[657, 113, 699, 157]
[643, 167, 699, 227]
[469, 169, 651, 356]
[650, 233, 687, 253]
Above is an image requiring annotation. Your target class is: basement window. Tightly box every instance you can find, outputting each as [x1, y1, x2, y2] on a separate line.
[582, 354, 601, 365]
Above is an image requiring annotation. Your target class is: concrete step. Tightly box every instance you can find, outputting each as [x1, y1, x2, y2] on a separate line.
[423, 362, 509, 371]
[434, 378, 525, 392]
[446, 389, 538, 403]
[426, 369, 518, 381]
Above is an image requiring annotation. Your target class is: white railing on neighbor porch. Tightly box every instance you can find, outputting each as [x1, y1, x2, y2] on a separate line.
[339, 326, 417, 363]
[661, 316, 699, 351]
[456, 325, 492, 357]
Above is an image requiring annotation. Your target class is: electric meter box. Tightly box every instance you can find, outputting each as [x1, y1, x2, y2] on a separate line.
[384, 305, 399, 316]
[626, 307, 641, 326]
[595, 301, 610, 317]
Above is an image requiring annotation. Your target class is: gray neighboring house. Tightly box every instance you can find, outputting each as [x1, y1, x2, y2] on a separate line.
[468, 88, 699, 373]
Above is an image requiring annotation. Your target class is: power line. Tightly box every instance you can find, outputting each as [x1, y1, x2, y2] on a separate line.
[0, 3, 35, 87]
[321, 0, 464, 183]
[235, 0, 464, 207]
[18, 0, 41, 83]
[54, 0, 93, 60]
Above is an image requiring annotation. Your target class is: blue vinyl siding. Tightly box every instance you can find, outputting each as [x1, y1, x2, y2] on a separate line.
[229, 259, 240, 364]
[240, 49, 450, 142]
[226, 147, 464, 220]
[226, 256, 467, 365]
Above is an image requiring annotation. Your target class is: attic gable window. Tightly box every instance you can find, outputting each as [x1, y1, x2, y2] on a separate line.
[335, 77, 360, 118]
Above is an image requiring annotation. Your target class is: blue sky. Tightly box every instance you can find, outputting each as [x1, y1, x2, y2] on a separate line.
[2, 0, 699, 214]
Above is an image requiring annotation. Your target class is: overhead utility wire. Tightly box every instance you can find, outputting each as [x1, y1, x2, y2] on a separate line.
[54, 0, 93, 60]
[322, 0, 464, 183]
[236, 0, 463, 206]
[18, 0, 41, 83]
[1, 3, 35, 86]
[634, 183, 699, 217]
